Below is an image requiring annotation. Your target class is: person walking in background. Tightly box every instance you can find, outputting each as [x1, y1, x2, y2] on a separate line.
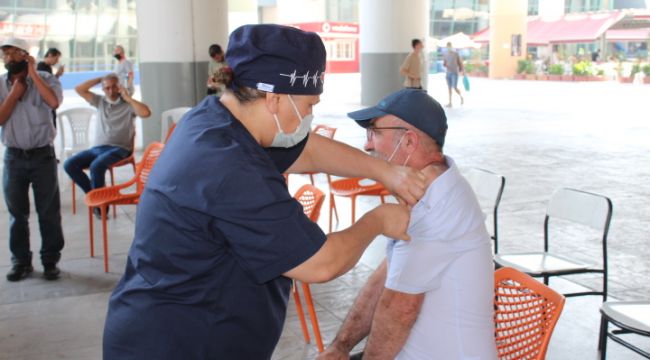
[64, 74, 151, 218]
[1, 37, 65, 281]
[113, 45, 134, 95]
[443, 41, 464, 107]
[400, 39, 424, 90]
[37, 47, 64, 128]
[206, 43, 227, 96]
[37, 48, 64, 79]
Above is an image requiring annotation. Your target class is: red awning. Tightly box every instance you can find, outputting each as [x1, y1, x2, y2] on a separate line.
[473, 11, 625, 45]
[606, 28, 650, 41]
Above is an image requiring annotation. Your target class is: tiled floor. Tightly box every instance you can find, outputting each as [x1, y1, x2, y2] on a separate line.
[1, 74, 649, 359]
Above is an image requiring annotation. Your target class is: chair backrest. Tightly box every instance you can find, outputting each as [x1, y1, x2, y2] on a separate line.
[546, 188, 612, 230]
[294, 184, 326, 222]
[58, 107, 95, 158]
[465, 168, 505, 253]
[160, 107, 191, 141]
[164, 123, 177, 144]
[494, 267, 566, 360]
[312, 124, 337, 139]
[135, 142, 165, 194]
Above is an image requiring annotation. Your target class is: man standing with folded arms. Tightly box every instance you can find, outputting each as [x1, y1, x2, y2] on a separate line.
[0, 38, 65, 281]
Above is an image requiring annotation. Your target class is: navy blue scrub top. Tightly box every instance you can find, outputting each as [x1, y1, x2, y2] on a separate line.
[103, 96, 327, 360]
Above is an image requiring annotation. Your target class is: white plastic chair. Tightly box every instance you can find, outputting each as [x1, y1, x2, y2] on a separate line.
[57, 107, 95, 161]
[494, 188, 613, 301]
[160, 107, 191, 142]
[599, 301, 650, 359]
[465, 168, 505, 253]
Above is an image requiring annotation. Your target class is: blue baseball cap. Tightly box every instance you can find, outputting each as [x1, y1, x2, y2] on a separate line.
[347, 89, 448, 148]
[226, 24, 326, 95]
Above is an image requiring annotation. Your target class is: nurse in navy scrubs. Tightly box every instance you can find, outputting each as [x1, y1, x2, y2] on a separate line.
[103, 24, 426, 359]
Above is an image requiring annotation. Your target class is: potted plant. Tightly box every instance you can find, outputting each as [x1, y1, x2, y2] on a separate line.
[548, 64, 563, 81]
[572, 60, 593, 81]
[641, 64, 650, 84]
[514, 59, 528, 79]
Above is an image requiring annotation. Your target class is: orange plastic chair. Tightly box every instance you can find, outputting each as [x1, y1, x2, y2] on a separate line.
[328, 177, 388, 232]
[286, 125, 337, 188]
[84, 142, 165, 272]
[292, 184, 326, 352]
[71, 136, 137, 217]
[494, 267, 566, 360]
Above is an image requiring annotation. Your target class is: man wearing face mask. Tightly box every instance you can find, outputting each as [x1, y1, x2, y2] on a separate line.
[112, 45, 134, 95]
[103, 24, 428, 360]
[63, 74, 151, 218]
[318, 89, 497, 360]
[0, 38, 65, 281]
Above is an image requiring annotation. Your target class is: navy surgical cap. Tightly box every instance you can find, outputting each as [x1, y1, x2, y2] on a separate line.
[226, 24, 327, 95]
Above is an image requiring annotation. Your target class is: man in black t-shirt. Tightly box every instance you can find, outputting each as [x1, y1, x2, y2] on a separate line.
[37, 48, 64, 128]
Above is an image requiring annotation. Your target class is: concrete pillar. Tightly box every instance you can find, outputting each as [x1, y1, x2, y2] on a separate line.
[488, 0, 528, 79]
[359, 0, 429, 105]
[136, 0, 228, 145]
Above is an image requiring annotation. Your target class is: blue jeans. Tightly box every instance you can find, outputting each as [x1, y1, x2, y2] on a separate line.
[3, 145, 65, 266]
[63, 145, 131, 194]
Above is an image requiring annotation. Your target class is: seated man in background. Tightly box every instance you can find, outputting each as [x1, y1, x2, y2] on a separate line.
[318, 89, 497, 360]
[64, 74, 151, 216]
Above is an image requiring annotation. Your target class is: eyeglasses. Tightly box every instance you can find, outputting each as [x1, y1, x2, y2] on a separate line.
[366, 125, 408, 141]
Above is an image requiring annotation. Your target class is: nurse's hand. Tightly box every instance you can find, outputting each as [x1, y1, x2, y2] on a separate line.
[379, 164, 426, 206]
[373, 203, 410, 241]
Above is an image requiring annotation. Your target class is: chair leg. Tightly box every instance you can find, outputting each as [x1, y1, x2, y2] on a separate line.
[88, 206, 94, 257]
[72, 181, 76, 214]
[598, 316, 608, 359]
[351, 195, 357, 225]
[326, 175, 338, 223]
[329, 194, 336, 233]
[302, 282, 324, 352]
[101, 205, 109, 273]
[293, 281, 311, 344]
[110, 168, 117, 218]
[309, 174, 315, 185]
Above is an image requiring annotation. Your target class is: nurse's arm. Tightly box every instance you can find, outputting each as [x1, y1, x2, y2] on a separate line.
[283, 204, 409, 284]
[287, 134, 426, 206]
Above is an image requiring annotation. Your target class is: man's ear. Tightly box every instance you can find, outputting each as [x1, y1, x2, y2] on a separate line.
[406, 131, 419, 150]
[264, 92, 281, 115]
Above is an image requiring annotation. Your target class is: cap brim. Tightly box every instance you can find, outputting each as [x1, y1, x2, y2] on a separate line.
[347, 106, 389, 128]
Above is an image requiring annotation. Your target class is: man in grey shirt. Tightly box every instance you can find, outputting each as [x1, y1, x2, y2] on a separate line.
[0, 37, 64, 281]
[442, 42, 464, 108]
[63, 74, 151, 217]
[113, 45, 134, 95]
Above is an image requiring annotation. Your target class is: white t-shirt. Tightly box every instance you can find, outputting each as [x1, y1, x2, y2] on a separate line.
[385, 156, 497, 360]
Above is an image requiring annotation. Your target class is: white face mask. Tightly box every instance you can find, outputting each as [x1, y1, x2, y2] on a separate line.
[387, 132, 412, 166]
[271, 95, 313, 148]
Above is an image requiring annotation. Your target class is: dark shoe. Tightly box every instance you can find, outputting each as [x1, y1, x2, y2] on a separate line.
[43, 264, 60, 280]
[93, 205, 109, 219]
[6, 264, 33, 282]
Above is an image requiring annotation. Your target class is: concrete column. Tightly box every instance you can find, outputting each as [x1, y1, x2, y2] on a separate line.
[136, 0, 228, 145]
[488, 0, 528, 79]
[359, 0, 429, 105]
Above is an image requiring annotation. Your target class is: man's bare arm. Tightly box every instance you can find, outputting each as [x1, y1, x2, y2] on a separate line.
[363, 289, 424, 359]
[317, 260, 388, 359]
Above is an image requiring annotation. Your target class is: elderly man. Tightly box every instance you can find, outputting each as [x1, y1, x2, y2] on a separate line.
[318, 88, 497, 360]
[64, 74, 150, 217]
[1, 38, 64, 281]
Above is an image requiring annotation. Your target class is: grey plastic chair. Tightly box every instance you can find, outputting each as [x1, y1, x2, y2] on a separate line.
[465, 168, 505, 253]
[494, 188, 612, 301]
[58, 107, 95, 161]
[160, 106, 191, 142]
[599, 301, 650, 359]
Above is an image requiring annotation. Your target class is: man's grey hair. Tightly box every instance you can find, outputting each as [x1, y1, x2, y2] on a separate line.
[103, 73, 119, 83]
